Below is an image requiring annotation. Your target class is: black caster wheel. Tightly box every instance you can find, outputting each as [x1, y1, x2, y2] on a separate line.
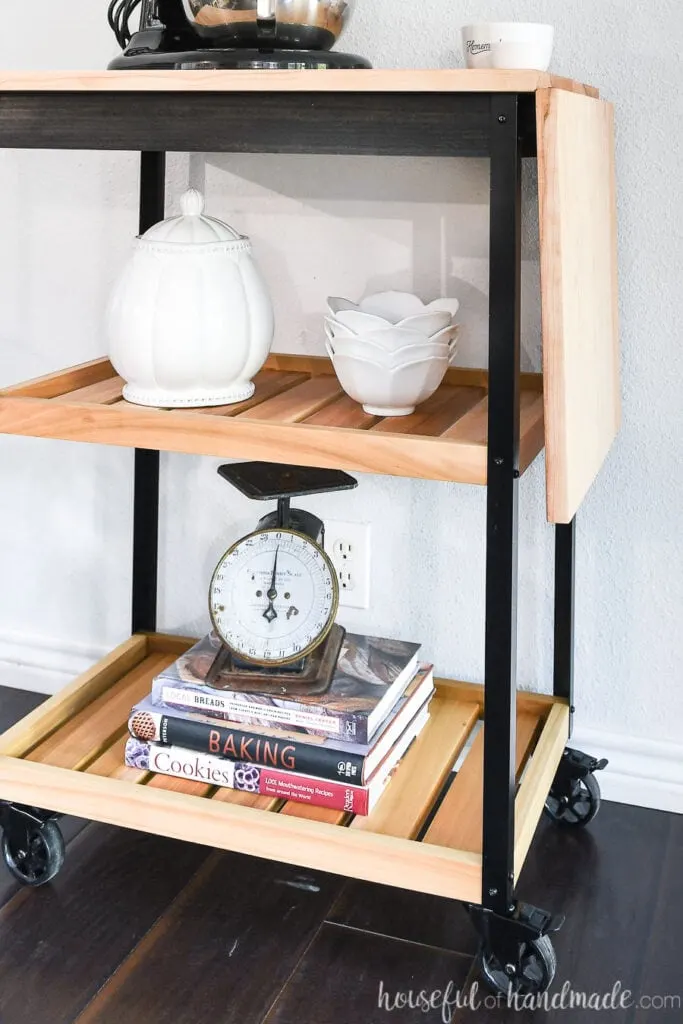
[1, 818, 65, 887]
[479, 933, 557, 997]
[545, 770, 601, 827]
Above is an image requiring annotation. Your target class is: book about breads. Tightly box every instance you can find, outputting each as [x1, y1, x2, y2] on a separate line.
[125, 704, 430, 816]
[150, 631, 421, 745]
[130, 666, 434, 785]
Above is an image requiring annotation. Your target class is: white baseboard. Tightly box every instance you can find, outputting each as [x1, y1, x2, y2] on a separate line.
[0, 635, 681, 815]
[571, 725, 683, 815]
[0, 630, 109, 696]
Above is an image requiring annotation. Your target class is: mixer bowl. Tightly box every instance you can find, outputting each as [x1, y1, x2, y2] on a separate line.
[183, 0, 354, 50]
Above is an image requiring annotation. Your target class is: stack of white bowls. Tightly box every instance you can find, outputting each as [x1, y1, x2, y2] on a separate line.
[325, 291, 461, 417]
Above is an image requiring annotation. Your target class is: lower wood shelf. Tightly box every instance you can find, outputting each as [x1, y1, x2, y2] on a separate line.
[0, 633, 568, 904]
[0, 355, 545, 485]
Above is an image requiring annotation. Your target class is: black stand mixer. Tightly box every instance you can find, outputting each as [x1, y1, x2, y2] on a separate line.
[108, 0, 371, 70]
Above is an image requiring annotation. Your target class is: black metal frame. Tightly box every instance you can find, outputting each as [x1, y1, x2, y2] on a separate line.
[482, 93, 523, 918]
[131, 152, 165, 635]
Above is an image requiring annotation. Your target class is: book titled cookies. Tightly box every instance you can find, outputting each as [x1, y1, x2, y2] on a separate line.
[125, 704, 429, 816]
[150, 631, 421, 745]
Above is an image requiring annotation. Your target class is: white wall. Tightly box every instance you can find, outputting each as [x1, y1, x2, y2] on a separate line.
[0, 0, 681, 810]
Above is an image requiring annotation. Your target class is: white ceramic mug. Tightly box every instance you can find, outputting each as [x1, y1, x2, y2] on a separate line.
[461, 23, 554, 71]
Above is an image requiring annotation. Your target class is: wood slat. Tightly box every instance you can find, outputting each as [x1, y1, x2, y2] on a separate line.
[144, 633, 197, 656]
[210, 788, 281, 812]
[280, 803, 351, 826]
[0, 357, 114, 399]
[0, 397, 491, 483]
[0, 69, 599, 96]
[434, 677, 565, 716]
[84, 734, 131, 778]
[440, 394, 488, 442]
[0, 635, 147, 758]
[372, 386, 486, 437]
[424, 711, 542, 853]
[0, 357, 545, 485]
[0, 756, 482, 902]
[145, 774, 214, 798]
[304, 395, 379, 429]
[238, 376, 341, 423]
[537, 89, 620, 523]
[190, 370, 307, 417]
[57, 376, 125, 406]
[352, 699, 480, 840]
[514, 703, 570, 878]
[25, 654, 172, 771]
[519, 392, 546, 472]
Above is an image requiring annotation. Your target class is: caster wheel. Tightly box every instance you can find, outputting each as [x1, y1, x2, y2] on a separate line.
[479, 933, 557, 996]
[1, 819, 65, 887]
[545, 771, 601, 827]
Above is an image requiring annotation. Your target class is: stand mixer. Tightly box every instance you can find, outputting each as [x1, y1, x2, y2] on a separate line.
[108, 0, 371, 70]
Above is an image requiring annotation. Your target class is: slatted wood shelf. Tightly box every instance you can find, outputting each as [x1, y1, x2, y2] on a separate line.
[0, 354, 544, 485]
[0, 634, 569, 903]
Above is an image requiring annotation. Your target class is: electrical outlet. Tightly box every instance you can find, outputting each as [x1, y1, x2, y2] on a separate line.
[325, 521, 371, 609]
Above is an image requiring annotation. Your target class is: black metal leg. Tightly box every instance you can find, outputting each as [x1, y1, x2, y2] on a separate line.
[553, 519, 576, 732]
[131, 152, 166, 635]
[482, 94, 522, 917]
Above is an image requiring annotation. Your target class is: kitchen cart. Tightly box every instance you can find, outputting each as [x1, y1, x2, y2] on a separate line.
[0, 69, 619, 995]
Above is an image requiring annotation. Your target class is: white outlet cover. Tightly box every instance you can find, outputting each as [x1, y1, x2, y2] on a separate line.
[325, 521, 371, 610]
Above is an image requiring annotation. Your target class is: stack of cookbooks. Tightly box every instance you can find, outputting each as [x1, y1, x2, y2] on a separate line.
[125, 631, 434, 815]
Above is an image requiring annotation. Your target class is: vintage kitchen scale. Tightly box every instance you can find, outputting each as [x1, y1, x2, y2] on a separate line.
[205, 461, 357, 696]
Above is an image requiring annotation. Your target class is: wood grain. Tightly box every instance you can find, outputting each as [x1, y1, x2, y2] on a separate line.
[537, 89, 620, 523]
[238, 375, 341, 422]
[0, 394, 492, 483]
[25, 654, 172, 771]
[0, 70, 599, 96]
[0, 756, 482, 902]
[371, 386, 486, 437]
[424, 711, 542, 855]
[0, 357, 114, 398]
[352, 698, 479, 840]
[210, 787, 281, 812]
[189, 369, 307, 416]
[57, 376, 125, 405]
[0, 635, 147, 758]
[514, 703, 569, 879]
[280, 802, 351, 826]
[72, 852, 344, 1024]
[0, 823, 210, 1024]
[434, 677, 564, 715]
[304, 395, 380, 429]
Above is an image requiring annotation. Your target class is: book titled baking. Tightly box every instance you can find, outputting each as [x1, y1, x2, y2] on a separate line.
[131, 667, 433, 785]
[150, 631, 421, 745]
[125, 705, 429, 816]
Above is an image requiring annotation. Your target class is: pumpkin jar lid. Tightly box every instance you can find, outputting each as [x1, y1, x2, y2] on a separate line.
[141, 188, 245, 245]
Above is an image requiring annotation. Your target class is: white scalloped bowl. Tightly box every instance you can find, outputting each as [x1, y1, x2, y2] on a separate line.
[327, 292, 460, 327]
[331, 307, 452, 337]
[327, 348, 450, 417]
[325, 318, 460, 356]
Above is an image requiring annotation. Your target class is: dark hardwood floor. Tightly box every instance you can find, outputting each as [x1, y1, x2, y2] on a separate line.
[0, 687, 680, 1024]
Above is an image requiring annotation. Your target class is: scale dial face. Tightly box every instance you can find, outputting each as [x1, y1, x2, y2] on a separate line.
[209, 528, 339, 665]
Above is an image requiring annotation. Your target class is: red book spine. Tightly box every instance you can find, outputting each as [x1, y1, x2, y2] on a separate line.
[256, 767, 370, 814]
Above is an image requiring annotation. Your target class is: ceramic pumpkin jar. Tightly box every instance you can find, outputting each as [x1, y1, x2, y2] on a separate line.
[106, 189, 274, 407]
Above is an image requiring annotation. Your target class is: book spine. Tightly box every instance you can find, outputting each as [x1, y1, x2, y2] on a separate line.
[150, 680, 370, 744]
[129, 710, 367, 784]
[125, 739, 370, 814]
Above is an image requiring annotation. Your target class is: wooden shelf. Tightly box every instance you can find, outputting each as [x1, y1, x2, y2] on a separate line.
[0, 355, 544, 485]
[0, 634, 569, 903]
[0, 69, 599, 97]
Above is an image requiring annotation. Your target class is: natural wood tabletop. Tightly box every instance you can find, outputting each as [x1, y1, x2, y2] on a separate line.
[0, 68, 599, 96]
